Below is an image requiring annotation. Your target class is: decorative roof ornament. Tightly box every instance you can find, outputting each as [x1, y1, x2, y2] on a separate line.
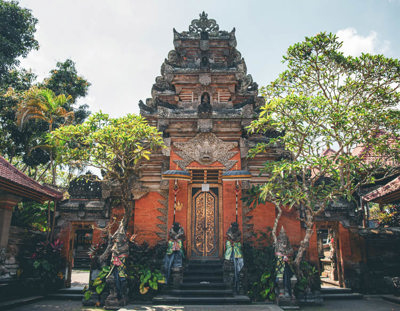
[189, 11, 219, 35]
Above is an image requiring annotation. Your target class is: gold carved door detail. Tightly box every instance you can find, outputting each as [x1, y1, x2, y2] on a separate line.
[191, 188, 219, 258]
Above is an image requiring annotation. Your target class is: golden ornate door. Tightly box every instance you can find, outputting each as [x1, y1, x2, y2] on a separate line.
[191, 187, 219, 258]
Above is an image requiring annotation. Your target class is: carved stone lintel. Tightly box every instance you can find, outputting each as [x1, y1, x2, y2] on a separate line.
[174, 133, 238, 170]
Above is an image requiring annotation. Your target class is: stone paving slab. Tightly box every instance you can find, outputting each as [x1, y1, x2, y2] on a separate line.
[8, 297, 400, 311]
[8, 300, 283, 311]
[0, 295, 44, 310]
[299, 296, 400, 311]
[116, 305, 283, 311]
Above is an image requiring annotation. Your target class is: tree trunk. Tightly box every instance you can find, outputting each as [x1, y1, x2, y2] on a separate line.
[121, 182, 135, 230]
[50, 151, 56, 185]
[272, 201, 282, 246]
[50, 200, 57, 241]
[46, 201, 51, 242]
[294, 211, 314, 275]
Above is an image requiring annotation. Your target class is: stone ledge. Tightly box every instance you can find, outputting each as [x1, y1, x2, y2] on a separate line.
[0, 295, 44, 309]
[381, 295, 400, 305]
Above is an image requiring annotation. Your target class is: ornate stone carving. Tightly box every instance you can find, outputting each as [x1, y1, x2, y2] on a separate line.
[199, 73, 211, 86]
[173, 133, 238, 170]
[189, 12, 219, 35]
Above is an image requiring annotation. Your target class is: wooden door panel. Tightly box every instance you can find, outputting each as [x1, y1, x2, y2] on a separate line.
[191, 187, 219, 258]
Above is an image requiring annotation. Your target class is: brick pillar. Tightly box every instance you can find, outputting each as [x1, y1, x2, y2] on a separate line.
[0, 193, 22, 248]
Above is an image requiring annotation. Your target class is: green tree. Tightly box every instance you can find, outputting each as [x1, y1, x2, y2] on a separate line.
[1, 61, 90, 179]
[0, 0, 38, 81]
[16, 87, 74, 184]
[248, 32, 400, 272]
[49, 112, 165, 228]
[42, 59, 91, 124]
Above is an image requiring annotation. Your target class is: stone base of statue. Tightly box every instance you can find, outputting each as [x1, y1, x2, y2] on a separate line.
[223, 259, 234, 285]
[171, 266, 183, 289]
[276, 275, 299, 309]
[104, 273, 127, 310]
[223, 259, 245, 294]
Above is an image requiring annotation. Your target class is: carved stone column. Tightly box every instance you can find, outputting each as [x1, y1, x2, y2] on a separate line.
[0, 193, 22, 248]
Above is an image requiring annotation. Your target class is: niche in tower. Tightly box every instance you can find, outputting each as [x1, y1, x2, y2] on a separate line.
[198, 92, 212, 118]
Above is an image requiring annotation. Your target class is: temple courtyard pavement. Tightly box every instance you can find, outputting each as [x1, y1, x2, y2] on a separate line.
[6, 296, 400, 311]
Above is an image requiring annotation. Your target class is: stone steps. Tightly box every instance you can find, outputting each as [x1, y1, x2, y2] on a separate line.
[153, 295, 250, 304]
[320, 286, 363, 300]
[153, 259, 250, 304]
[47, 286, 84, 301]
[321, 293, 363, 300]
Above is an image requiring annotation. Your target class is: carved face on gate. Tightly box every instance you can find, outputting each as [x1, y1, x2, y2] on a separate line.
[174, 132, 238, 169]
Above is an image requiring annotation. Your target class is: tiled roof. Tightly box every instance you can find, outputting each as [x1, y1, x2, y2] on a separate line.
[362, 175, 400, 203]
[0, 156, 63, 202]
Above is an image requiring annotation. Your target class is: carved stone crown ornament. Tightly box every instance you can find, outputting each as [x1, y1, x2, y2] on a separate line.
[173, 133, 238, 170]
[189, 11, 219, 34]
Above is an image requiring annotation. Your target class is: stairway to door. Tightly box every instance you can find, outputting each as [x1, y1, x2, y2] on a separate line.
[153, 259, 250, 304]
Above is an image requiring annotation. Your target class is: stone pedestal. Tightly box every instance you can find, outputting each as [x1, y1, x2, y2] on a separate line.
[276, 275, 298, 308]
[223, 260, 234, 284]
[223, 260, 244, 294]
[171, 266, 183, 289]
[104, 273, 127, 310]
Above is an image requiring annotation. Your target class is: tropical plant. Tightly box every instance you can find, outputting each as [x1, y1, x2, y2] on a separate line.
[49, 112, 165, 229]
[19, 238, 66, 291]
[11, 201, 51, 231]
[41, 59, 91, 124]
[248, 32, 400, 273]
[15, 86, 73, 185]
[294, 261, 320, 296]
[84, 265, 111, 301]
[126, 242, 166, 298]
[135, 265, 165, 295]
[243, 229, 277, 301]
[376, 204, 400, 227]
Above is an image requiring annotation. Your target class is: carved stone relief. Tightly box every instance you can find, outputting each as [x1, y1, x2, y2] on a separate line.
[199, 73, 212, 86]
[173, 133, 238, 170]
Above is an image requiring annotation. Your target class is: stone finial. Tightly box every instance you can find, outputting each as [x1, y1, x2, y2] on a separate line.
[275, 226, 293, 256]
[189, 12, 219, 34]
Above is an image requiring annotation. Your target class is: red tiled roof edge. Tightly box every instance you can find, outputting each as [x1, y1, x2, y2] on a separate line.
[0, 156, 63, 201]
[362, 175, 400, 202]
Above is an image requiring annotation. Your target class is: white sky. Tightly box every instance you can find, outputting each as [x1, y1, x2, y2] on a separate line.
[18, 0, 400, 118]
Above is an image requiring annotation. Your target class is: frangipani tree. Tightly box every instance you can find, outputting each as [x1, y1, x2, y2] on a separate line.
[248, 32, 400, 271]
[49, 112, 165, 228]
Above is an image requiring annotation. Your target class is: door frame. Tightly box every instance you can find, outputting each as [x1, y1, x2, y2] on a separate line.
[66, 221, 94, 287]
[187, 183, 223, 259]
[316, 221, 344, 287]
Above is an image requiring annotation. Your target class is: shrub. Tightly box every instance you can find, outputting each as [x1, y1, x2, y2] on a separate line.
[243, 229, 277, 301]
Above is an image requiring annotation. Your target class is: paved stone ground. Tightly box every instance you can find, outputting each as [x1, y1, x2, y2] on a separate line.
[300, 296, 400, 311]
[8, 297, 400, 311]
[9, 301, 282, 311]
[71, 269, 90, 287]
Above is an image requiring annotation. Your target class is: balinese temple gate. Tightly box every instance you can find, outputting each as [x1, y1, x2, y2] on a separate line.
[57, 13, 365, 296]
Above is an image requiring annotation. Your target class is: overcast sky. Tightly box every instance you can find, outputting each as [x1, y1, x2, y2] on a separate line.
[18, 0, 400, 118]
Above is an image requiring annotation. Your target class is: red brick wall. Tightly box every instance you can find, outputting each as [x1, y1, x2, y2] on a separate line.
[133, 191, 166, 246]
